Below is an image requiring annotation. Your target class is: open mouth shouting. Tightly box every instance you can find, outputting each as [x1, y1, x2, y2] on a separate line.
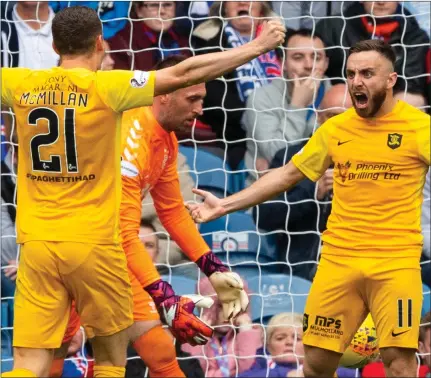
[353, 92, 369, 109]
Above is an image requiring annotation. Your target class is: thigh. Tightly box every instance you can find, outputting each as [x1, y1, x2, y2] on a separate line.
[59, 243, 134, 339]
[130, 270, 160, 322]
[303, 251, 368, 354]
[14, 241, 70, 348]
[366, 257, 422, 350]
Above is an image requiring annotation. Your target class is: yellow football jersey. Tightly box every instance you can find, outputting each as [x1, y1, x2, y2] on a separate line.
[292, 100, 430, 257]
[1, 67, 155, 244]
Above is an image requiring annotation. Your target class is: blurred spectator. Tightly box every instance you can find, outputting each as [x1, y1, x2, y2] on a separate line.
[239, 312, 357, 378]
[403, 1, 430, 36]
[109, 1, 190, 71]
[138, 219, 159, 262]
[0, 1, 58, 68]
[242, 29, 330, 181]
[50, 1, 131, 39]
[315, 1, 429, 96]
[362, 311, 431, 377]
[272, 2, 353, 31]
[182, 276, 262, 377]
[1, 147, 18, 325]
[394, 86, 428, 113]
[191, 1, 282, 169]
[254, 84, 352, 280]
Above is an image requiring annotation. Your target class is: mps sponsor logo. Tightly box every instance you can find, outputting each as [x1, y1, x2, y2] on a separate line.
[121, 160, 139, 177]
[130, 70, 149, 88]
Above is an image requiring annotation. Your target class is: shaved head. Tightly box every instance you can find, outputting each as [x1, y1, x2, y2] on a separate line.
[318, 84, 352, 124]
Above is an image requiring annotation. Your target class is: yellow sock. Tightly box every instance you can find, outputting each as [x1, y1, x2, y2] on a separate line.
[93, 365, 125, 377]
[2, 368, 37, 377]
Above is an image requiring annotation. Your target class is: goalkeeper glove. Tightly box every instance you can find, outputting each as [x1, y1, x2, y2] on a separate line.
[196, 251, 249, 321]
[145, 279, 214, 346]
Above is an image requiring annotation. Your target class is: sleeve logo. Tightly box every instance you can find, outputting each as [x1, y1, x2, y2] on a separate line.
[130, 70, 149, 88]
[121, 160, 139, 177]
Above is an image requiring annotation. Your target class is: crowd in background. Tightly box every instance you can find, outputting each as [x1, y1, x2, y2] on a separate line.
[1, 1, 430, 377]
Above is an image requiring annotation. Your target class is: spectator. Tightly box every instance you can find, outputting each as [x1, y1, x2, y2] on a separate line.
[394, 86, 428, 113]
[138, 219, 159, 262]
[239, 312, 357, 378]
[254, 84, 352, 280]
[0, 1, 58, 68]
[109, 1, 190, 71]
[315, 1, 429, 96]
[1, 146, 18, 324]
[50, 1, 131, 39]
[242, 28, 330, 181]
[272, 2, 353, 31]
[191, 1, 282, 169]
[182, 276, 262, 377]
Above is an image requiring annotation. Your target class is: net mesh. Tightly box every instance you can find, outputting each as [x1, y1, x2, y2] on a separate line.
[1, 1, 430, 376]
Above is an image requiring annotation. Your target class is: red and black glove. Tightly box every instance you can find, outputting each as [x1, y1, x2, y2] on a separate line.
[145, 279, 214, 346]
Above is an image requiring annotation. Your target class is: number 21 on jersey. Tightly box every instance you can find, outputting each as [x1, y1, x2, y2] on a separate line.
[29, 107, 78, 173]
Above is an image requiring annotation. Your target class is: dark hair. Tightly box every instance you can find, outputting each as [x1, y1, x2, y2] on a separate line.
[140, 219, 157, 234]
[152, 54, 189, 70]
[349, 40, 396, 69]
[285, 28, 326, 48]
[52, 6, 102, 56]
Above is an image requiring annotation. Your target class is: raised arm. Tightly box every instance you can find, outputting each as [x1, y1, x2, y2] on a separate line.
[186, 161, 306, 223]
[154, 20, 285, 96]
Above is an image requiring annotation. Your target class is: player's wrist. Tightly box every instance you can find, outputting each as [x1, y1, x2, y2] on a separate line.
[196, 251, 229, 277]
[144, 279, 176, 308]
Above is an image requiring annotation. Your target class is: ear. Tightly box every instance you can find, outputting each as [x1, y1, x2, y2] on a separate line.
[387, 71, 398, 89]
[95, 35, 104, 53]
[159, 94, 170, 104]
[418, 340, 425, 354]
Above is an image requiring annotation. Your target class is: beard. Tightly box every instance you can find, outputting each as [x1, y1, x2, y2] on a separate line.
[350, 87, 387, 118]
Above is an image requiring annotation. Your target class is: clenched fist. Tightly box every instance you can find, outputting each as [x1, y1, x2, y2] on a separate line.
[255, 19, 286, 53]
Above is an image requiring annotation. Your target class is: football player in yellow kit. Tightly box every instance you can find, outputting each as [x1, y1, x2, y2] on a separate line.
[1, 5, 285, 377]
[187, 39, 430, 378]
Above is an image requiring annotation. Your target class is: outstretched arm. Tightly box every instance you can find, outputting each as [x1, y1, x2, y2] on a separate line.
[154, 20, 285, 96]
[186, 161, 306, 223]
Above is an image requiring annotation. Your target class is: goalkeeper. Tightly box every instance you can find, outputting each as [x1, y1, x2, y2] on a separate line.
[186, 39, 430, 378]
[53, 55, 251, 378]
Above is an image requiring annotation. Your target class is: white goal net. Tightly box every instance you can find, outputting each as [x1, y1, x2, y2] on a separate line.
[1, 1, 430, 377]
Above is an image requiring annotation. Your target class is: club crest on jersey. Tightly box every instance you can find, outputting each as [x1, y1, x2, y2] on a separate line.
[387, 133, 403, 150]
[130, 70, 149, 88]
[336, 161, 351, 182]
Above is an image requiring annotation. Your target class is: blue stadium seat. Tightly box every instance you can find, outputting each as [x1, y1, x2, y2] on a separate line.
[179, 146, 234, 195]
[161, 275, 197, 296]
[247, 274, 312, 324]
[423, 283, 430, 317]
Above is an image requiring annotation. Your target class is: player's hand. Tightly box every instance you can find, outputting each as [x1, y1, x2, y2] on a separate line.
[254, 19, 286, 53]
[209, 271, 249, 321]
[185, 188, 225, 224]
[316, 168, 334, 200]
[4, 260, 18, 281]
[290, 69, 324, 108]
[159, 294, 215, 346]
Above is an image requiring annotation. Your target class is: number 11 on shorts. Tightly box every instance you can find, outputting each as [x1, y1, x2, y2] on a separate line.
[397, 298, 412, 328]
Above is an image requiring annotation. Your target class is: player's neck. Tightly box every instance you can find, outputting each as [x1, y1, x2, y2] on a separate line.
[151, 104, 171, 133]
[372, 96, 398, 118]
[60, 56, 99, 72]
[15, 3, 50, 30]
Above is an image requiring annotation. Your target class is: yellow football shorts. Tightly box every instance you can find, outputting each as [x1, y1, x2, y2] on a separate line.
[13, 241, 133, 348]
[303, 245, 422, 353]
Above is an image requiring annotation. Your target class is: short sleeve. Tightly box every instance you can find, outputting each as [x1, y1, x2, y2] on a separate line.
[291, 121, 333, 182]
[1, 68, 31, 107]
[96, 70, 155, 113]
[417, 119, 430, 166]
